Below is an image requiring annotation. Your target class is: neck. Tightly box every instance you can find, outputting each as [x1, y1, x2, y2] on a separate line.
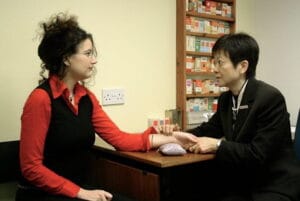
[62, 76, 77, 94]
[230, 78, 247, 96]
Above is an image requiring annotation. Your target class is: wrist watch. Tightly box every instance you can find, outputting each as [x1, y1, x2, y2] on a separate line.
[216, 139, 222, 149]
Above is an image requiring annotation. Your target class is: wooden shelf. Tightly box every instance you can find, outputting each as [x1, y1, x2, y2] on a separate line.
[186, 11, 235, 22]
[186, 93, 220, 98]
[218, 0, 234, 3]
[186, 51, 212, 57]
[186, 72, 215, 76]
[186, 31, 224, 38]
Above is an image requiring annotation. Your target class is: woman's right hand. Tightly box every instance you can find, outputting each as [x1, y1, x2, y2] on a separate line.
[77, 188, 113, 201]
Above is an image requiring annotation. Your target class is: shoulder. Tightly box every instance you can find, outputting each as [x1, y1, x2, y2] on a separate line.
[249, 79, 288, 115]
[85, 88, 97, 100]
[24, 88, 51, 108]
[255, 80, 285, 101]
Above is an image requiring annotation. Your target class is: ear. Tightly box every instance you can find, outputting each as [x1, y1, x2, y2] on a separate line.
[239, 60, 249, 74]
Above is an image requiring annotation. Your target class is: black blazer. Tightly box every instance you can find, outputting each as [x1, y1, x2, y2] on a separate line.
[189, 78, 300, 199]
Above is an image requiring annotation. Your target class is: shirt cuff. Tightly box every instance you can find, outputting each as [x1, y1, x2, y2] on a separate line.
[60, 181, 80, 198]
[143, 127, 156, 151]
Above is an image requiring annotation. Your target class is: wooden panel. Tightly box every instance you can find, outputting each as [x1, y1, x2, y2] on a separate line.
[93, 157, 160, 201]
[89, 146, 216, 201]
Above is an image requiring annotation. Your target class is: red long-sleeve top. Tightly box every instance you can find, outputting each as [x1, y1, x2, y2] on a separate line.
[20, 75, 155, 198]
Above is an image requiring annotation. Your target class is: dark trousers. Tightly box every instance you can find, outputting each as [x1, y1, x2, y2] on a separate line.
[218, 192, 291, 201]
[177, 160, 293, 201]
[15, 187, 135, 201]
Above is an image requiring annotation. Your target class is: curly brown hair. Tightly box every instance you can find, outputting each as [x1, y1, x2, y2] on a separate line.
[37, 12, 96, 84]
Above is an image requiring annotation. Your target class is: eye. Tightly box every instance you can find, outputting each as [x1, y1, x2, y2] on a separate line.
[78, 49, 97, 58]
[215, 59, 224, 66]
[80, 50, 97, 58]
[84, 51, 92, 57]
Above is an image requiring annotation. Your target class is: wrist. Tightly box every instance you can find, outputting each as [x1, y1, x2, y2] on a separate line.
[77, 188, 85, 199]
[165, 135, 179, 146]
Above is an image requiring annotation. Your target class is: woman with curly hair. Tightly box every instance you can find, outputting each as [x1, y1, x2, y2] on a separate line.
[16, 13, 197, 201]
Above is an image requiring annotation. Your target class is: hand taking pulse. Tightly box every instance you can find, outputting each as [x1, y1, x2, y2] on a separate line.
[154, 124, 180, 135]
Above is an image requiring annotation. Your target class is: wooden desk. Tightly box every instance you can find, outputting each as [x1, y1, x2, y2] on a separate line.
[90, 146, 215, 201]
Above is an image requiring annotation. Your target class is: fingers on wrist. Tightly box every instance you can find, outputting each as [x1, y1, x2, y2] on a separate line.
[155, 124, 180, 135]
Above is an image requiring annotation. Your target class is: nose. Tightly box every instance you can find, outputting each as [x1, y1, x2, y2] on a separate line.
[211, 63, 219, 73]
[91, 56, 97, 64]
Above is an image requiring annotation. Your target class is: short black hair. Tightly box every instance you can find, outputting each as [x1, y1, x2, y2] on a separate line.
[212, 33, 259, 78]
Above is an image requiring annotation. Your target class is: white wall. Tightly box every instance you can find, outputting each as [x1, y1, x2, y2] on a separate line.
[0, 0, 176, 141]
[235, 0, 300, 126]
[236, 0, 255, 34]
[243, 0, 300, 126]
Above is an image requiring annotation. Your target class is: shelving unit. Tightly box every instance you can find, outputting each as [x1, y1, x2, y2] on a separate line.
[176, 0, 236, 130]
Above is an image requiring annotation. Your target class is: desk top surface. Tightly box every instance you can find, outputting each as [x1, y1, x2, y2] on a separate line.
[93, 146, 215, 168]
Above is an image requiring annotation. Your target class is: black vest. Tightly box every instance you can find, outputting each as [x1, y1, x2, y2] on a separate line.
[35, 81, 95, 185]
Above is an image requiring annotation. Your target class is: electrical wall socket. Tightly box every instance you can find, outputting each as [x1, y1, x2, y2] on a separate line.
[102, 88, 125, 106]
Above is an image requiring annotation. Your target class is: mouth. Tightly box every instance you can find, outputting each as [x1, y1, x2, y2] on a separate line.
[215, 76, 222, 84]
[213, 78, 219, 87]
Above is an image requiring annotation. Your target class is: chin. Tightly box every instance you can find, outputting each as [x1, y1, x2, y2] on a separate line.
[216, 80, 225, 87]
[85, 72, 93, 78]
